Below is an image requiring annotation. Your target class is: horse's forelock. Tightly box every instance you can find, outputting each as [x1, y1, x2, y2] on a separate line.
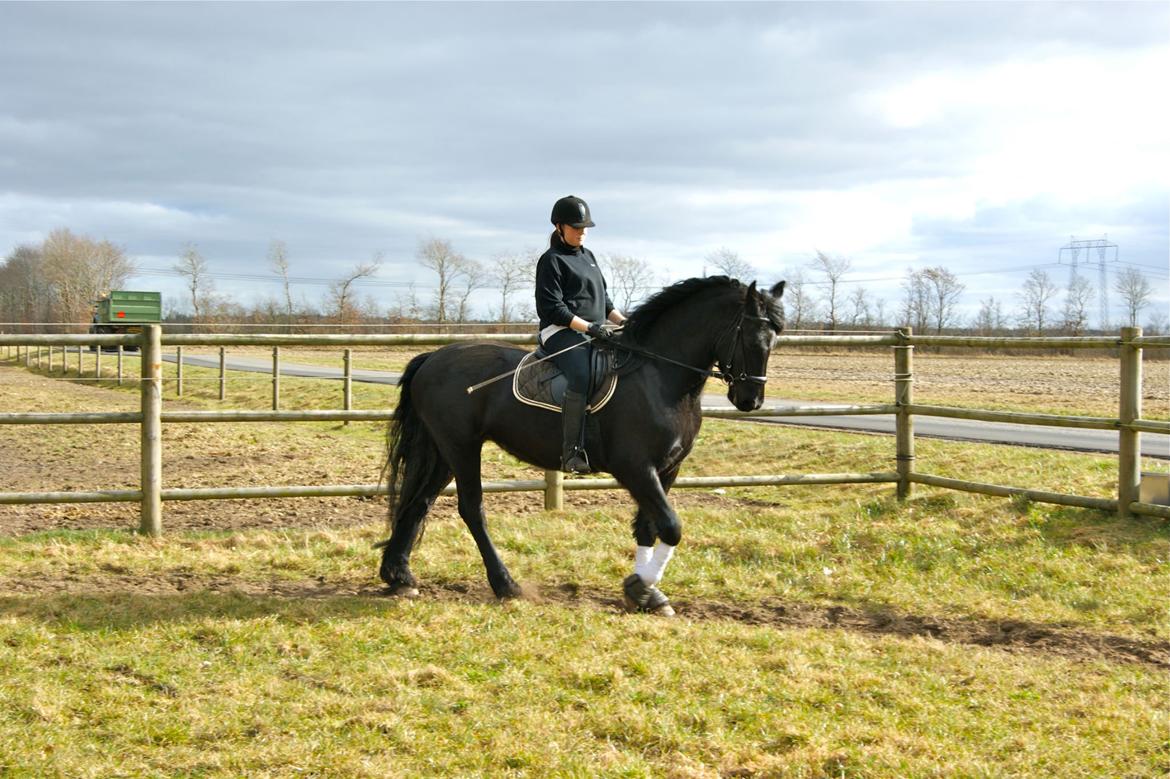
[756, 286, 786, 332]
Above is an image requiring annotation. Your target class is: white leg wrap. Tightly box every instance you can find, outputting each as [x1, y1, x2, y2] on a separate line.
[635, 545, 653, 569]
[635, 541, 675, 585]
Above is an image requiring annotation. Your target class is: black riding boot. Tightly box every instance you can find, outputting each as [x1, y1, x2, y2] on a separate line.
[560, 390, 591, 474]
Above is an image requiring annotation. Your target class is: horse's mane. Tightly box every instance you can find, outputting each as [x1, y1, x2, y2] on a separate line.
[620, 276, 728, 342]
[621, 276, 782, 343]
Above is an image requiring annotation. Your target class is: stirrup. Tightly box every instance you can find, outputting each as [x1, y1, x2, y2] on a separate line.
[622, 573, 675, 616]
[561, 447, 591, 475]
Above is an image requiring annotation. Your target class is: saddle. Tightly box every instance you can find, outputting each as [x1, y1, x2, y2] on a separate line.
[512, 343, 619, 413]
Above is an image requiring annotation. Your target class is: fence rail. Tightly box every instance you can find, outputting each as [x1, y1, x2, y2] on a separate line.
[1, 327, 1165, 534]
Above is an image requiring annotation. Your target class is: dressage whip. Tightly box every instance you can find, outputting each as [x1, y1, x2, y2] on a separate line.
[465, 338, 592, 394]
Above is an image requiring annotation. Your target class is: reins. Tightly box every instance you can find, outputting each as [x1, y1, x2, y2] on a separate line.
[607, 305, 773, 389]
[464, 293, 774, 395]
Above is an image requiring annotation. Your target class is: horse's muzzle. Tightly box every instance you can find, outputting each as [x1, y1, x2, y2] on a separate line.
[729, 386, 765, 412]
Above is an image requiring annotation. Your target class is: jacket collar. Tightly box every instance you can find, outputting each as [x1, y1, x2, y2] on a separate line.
[551, 231, 583, 255]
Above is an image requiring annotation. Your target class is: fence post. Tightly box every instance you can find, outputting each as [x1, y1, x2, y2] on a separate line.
[272, 346, 280, 410]
[1118, 326, 1142, 519]
[24, 346, 30, 368]
[218, 347, 227, 401]
[95, 344, 102, 383]
[47, 345, 55, 373]
[544, 469, 563, 511]
[117, 345, 124, 385]
[175, 346, 183, 396]
[139, 325, 163, 536]
[894, 327, 915, 500]
[343, 348, 353, 425]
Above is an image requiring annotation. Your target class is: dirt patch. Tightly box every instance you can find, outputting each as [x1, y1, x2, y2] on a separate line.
[1, 570, 1164, 670]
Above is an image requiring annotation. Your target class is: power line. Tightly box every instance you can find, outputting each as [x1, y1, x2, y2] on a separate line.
[133, 266, 419, 288]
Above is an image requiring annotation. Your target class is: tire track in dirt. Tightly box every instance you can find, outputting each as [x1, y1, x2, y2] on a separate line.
[2, 572, 1165, 670]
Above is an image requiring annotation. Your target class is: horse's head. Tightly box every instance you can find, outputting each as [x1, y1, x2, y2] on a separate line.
[720, 280, 786, 412]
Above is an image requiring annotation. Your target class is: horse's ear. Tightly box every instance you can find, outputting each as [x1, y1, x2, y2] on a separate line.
[747, 280, 758, 296]
[769, 281, 786, 299]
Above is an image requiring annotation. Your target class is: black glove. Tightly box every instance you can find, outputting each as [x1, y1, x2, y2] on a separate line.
[586, 322, 612, 340]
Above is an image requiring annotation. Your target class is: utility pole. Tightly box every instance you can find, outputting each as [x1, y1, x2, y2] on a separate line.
[1059, 235, 1118, 332]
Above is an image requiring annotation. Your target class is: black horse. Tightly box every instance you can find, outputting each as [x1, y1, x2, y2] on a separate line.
[378, 276, 785, 614]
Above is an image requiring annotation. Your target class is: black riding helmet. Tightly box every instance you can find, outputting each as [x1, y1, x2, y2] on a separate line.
[550, 195, 596, 228]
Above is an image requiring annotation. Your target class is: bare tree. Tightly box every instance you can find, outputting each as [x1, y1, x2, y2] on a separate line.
[418, 238, 463, 323]
[601, 253, 655, 313]
[781, 268, 818, 329]
[973, 296, 1008, 336]
[453, 256, 486, 322]
[1114, 267, 1153, 328]
[40, 228, 135, 326]
[1017, 269, 1059, 335]
[90, 237, 135, 296]
[174, 243, 214, 322]
[268, 239, 294, 326]
[704, 247, 755, 281]
[813, 250, 851, 331]
[390, 282, 422, 322]
[0, 245, 50, 326]
[921, 266, 965, 334]
[899, 269, 931, 332]
[490, 250, 536, 323]
[1061, 273, 1094, 336]
[847, 286, 871, 328]
[1146, 308, 1168, 335]
[328, 254, 382, 323]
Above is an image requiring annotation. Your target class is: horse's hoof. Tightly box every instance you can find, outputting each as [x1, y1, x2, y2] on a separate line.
[386, 584, 420, 599]
[493, 582, 524, 600]
[652, 603, 676, 617]
[622, 574, 675, 617]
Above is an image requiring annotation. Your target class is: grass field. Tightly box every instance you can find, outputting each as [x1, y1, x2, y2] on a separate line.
[0, 348, 1167, 777]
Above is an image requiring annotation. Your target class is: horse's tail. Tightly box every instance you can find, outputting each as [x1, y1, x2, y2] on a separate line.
[380, 351, 448, 541]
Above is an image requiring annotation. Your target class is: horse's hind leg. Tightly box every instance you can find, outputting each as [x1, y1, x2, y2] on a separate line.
[379, 463, 452, 596]
[448, 446, 522, 600]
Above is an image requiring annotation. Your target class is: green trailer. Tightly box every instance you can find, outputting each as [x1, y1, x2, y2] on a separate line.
[89, 290, 162, 350]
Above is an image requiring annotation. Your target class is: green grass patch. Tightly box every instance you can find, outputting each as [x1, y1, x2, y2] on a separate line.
[1, 352, 1168, 776]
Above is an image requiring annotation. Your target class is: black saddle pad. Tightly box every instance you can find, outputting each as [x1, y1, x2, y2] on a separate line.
[512, 347, 618, 413]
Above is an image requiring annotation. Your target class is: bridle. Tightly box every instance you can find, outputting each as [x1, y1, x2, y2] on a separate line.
[606, 296, 778, 390]
[711, 307, 775, 388]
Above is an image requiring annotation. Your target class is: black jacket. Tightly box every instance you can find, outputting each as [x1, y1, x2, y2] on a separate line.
[535, 234, 614, 331]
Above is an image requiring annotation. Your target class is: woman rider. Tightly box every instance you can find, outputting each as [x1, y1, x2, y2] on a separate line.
[535, 195, 627, 473]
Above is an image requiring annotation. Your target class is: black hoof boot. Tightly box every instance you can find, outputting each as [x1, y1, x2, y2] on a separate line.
[622, 574, 675, 617]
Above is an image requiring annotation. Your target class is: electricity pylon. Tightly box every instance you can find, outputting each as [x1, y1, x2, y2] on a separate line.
[1059, 235, 1118, 332]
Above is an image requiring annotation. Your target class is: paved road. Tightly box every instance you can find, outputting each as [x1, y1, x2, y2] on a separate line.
[164, 354, 1170, 460]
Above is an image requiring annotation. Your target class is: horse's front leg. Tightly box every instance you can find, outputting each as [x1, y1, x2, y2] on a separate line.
[621, 465, 681, 617]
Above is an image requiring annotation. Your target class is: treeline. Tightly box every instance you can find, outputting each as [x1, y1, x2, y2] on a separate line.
[2, 229, 1164, 336]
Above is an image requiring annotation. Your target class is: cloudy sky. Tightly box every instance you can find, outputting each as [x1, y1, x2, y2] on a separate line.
[2, 1, 1167, 326]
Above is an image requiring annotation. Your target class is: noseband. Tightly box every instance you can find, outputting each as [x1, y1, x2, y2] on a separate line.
[712, 307, 773, 389]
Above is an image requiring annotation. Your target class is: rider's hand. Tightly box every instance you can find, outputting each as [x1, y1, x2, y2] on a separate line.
[586, 322, 612, 340]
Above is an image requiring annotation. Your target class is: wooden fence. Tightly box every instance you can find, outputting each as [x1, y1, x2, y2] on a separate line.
[1, 327, 1167, 535]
